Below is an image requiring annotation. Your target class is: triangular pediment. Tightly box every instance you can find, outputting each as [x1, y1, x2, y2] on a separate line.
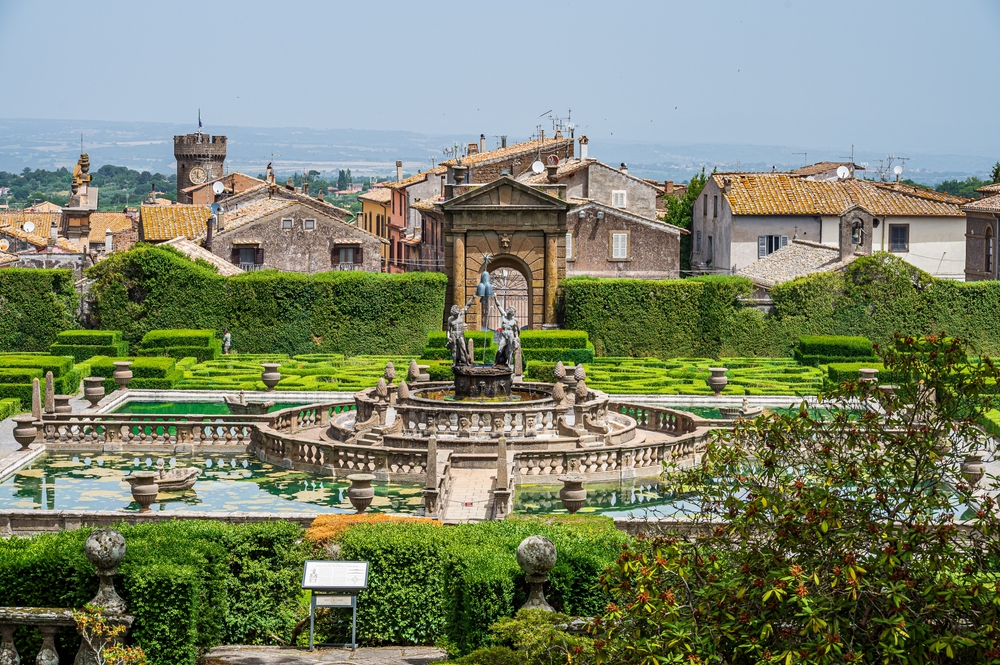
[442, 176, 571, 211]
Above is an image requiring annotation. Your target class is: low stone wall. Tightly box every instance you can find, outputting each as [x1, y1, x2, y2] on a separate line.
[0, 510, 321, 537]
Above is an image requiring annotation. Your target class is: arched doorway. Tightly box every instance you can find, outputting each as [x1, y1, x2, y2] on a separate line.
[481, 255, 532, 330]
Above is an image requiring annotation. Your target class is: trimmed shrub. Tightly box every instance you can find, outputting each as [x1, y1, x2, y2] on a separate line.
[825, 362, 905, 386]
[0, 397, 21, 419]
[140, 329, 216, 348]
[794, 335, 876, 365]
[0, 368, 43, 383]
[50, 331, 129, 363]
[0, 268, 79, 352]
[86, 245, 447, 356]
[0, 355, 82, 399]
[87, 356, 182, 393]
[0, 521, 309, 665]
[54, 330, 123, 345]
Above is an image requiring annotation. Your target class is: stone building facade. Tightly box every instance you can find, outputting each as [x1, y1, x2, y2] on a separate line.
[174, 133, 227, 203]
[963, 186, 1000, 281]
[442, 135, 575, 184]
[566, 202, 684, 279]
[440, 177, 570, 330]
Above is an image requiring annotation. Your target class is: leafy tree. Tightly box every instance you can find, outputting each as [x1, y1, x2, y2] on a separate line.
[590, 335, 1000, 664]
[346, 168, 352, 185]
[936, 177, 987, 199]
[992, 162, 1000, 184]
[661, 168, 709, 275]
[337, 169, 347, 191]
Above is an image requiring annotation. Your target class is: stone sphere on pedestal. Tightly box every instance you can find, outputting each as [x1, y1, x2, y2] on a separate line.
[84, 528, 127, 572]
[517, 535, 557, 577]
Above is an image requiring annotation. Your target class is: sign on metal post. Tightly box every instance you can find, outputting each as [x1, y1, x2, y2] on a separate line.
[302, 560, 369, 651]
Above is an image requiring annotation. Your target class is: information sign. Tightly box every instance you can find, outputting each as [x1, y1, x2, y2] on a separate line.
[302, 560, 369, 592]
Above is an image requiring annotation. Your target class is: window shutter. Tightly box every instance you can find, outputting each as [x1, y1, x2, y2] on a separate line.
[780, 235, 789, 248]
[331, 247, 338, 265]
[256, 247, 264, 265]
[354, 246, 363, 264]
[758, 236, 766, 258]
[231, 248, 239, 264]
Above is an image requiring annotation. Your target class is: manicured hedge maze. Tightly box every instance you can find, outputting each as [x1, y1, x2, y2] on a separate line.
[49, 329, 129, 363]
[0, 354, 83, 401]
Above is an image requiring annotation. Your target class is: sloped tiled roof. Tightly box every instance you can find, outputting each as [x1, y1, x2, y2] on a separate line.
[181, 172, 265, 194]
[163, 237, 243, 276]
[871, 181, 968, 204]
[0, 211, 62, 234]
[140, 204, 211, 241]
[737, 239, 858, 288]
[962, 193, 1000, 214]
[441, 137, 573, 168]
[359, 186, 392, 204]
[0, 223, 81, 252]
[210, 198, 295, 237]
[27, 201, 62, 213]
[89, 213, 133, 243]
[0, 251, 19, 265]
[385, 166, 447, 190]
[716, 174, 965, 217]
[976, 182, 1000, 195]
[791, 162, 856, 177]
[410, 197, 443, 212]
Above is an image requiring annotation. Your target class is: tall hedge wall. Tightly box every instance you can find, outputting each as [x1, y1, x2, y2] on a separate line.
[565, 254, 1000, 359]
[0, 268, 78, 352]
[86, 245, 447, 356]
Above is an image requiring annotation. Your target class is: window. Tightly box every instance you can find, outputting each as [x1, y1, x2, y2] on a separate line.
[757, 235, 789, 259]
[695, 230, 702, 252]
[889, 224, 909, 252]
[611, 232, 629, 259]
[304, 219, 315, 230]
[281, 219, 293, 230]
[986, 227, 994, 274]
[713, 196, 718, 217]
[702, 194, 707, 216]
[707, 235, 713, 260]
[334, 245, 364, 265]
[612, 190, 627, 209]
[231, 245, 262, 268]
[238, 247, 257, 264]
[566, 232, 574, 260]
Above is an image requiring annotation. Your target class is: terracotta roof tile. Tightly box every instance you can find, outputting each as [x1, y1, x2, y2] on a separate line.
[141, 204, 211, 241]
[0, 251, 19, 265]
[976, 182, 1000, 195]
[962, 193, 1000, 214]
[89, 213, 133, 243]
[210, 198, 295, 237]
[385, 166, 447, 190]
[790, 162, 856, 177]
[359, 186, 392, 204]
[716, 174, 964, 217]
[441, 137, 573, 168]
[870, 181, 969, 204]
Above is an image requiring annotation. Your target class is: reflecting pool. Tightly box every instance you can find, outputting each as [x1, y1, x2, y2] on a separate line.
[514, 481, 702, 519]
[0, 451, 424, 514]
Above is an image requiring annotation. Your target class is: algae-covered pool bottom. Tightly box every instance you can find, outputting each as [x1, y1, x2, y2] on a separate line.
[0, 451, 424, 514]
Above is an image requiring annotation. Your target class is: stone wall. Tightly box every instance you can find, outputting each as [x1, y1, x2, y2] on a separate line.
[567, 206, 680, 279]
[966, 211, 998, 281]
[174, 134, 227, 203]
[211, 202, 382, 273]
[585, 163, 660, 220]
[469, 139, 575, 182]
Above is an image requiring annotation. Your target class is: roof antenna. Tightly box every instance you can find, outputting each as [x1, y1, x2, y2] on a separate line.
[792, 152, 807, 167]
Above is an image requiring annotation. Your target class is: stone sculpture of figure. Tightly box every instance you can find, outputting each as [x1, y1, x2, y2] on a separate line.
[492, 298, 521, 368]
[447, 296, 476, 367]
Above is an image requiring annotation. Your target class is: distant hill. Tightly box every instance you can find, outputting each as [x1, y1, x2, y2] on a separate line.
[0, 118, 993, 187]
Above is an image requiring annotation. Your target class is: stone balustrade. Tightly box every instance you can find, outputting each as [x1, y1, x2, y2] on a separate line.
[609, 402, 704, 436]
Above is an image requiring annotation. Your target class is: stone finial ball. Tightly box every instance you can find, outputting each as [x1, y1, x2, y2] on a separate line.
[84, 528, 126, 570]
[516, 535, 557, 576]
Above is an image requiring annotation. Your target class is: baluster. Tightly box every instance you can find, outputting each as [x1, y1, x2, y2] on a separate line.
[36, 625, 59, 665]
[0, 623, 18, 665]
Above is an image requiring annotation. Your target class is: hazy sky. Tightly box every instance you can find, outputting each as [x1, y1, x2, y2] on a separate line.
[1, 0, 998, 156]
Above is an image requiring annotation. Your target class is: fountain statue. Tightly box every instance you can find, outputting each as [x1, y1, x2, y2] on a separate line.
[492, 296, 521, 368]
[446, 296, 476, 367]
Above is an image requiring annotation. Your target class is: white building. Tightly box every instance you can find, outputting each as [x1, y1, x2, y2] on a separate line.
[690, 171, 968, 280]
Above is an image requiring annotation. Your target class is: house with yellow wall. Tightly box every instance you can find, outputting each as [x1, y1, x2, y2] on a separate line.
[358, 185, 391, 269]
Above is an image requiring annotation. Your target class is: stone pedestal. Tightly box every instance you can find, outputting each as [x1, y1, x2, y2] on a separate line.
[12, 416, 37, 450]
[346, 474, 376, 513]
[453, 365, 513, 400]
[557, 474, 587, 514]
[83, 377, 105, 410]
[53, 395, 72, 414]
[517, 536, 557, 612]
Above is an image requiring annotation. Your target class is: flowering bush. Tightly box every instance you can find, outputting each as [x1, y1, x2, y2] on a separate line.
[75, 606, 147, 665]
[589, 335, 1000, 664]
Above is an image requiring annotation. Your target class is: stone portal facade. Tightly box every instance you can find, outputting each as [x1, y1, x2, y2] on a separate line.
[441, 177, 571, 329]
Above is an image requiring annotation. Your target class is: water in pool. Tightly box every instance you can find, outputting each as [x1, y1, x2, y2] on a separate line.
[1, 451, 424, 514]
[112, 401, 307, 415]
[514, 481, 702, 519]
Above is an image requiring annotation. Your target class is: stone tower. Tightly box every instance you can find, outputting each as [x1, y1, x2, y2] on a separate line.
[173, 133, 227, 203]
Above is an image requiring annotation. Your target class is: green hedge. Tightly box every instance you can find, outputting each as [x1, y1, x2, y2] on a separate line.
[325, 516, 626, 654]
[139, 329, 216, 348]
[86, 245, 447, 356]
[87, 356, 182, 393]
[137, 341, 222, 363]
[825, 362, 905, 386]
[0, 355, 81, 400]
[54, 330, 122, 345]
[794, 335, 877, 366]
[0, 269, 79, 352]
[0, 521, 308, 665]
[0, 368, 42, 383]
[0, 397, 21, 419]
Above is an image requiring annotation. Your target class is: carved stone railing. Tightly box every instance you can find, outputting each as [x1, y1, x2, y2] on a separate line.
[609, 402, 705, 436]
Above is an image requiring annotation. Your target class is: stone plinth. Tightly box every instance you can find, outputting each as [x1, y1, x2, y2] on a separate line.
[452, 365, 513, 400]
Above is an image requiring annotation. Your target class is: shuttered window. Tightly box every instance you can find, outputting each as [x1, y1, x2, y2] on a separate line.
[611, 232, 628, 259]
[566, 232, 573, 260]
[612, 191, 627, 208]
[757, 235, 789, 259]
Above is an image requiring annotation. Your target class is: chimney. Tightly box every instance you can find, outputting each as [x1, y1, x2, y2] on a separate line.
[723, 178, 732, 193]
[579, 135, 589, 161]
[303, 182, 309, 196]
[546, 164, 559, 182]
[453, 164, 467, 186]
[664, 180, 674, 196]
[50, 221, 58, 241]
[479, 134, 486, 153]
[318, 189, 325, 202]
[501, 135, 507, 148]
[467, 142, 478, 156]
[620, 162, 628, 174]
[105, 228, 113, 253]
[205, 215, 214, 251]
[396, 160, 403, 183]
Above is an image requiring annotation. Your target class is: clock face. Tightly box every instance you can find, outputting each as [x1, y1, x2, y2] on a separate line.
[189, 167, 208, 185]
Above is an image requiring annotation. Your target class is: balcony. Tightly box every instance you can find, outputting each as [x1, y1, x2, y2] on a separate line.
[239, 263, 265, 272]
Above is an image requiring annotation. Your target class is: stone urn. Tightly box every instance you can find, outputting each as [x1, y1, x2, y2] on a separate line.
[112, 361, 134, 390]
[346, 473, 376, 513]
[129, 472, 159, 513]
[53, 395, 72, 414]
[83, 376, 105, 409]
[517, 535, 557, 611]
[961, 454, 986, 488]
[11, 415, 37, 450]
[84, 528, 128, 615]
[707, 368, 729, 396]
[557, 474, 587, 514]
[858, 368, 878, 383]
[261, 363, 281, 391]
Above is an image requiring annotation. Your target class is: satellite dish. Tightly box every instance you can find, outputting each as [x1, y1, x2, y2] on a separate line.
[893, 165, 903, 176]
[0, 239, 8, 251]
[212, 181, 225, 195]
[836, 166, 850, 179]
[531, 160, 545, 174]
[22, 221, 35, 233]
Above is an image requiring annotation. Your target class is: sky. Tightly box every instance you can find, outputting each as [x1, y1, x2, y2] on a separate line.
[1, 0, 998, 158]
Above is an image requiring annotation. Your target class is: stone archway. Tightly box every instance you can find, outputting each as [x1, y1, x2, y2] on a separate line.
[485, 256, 532, 330]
